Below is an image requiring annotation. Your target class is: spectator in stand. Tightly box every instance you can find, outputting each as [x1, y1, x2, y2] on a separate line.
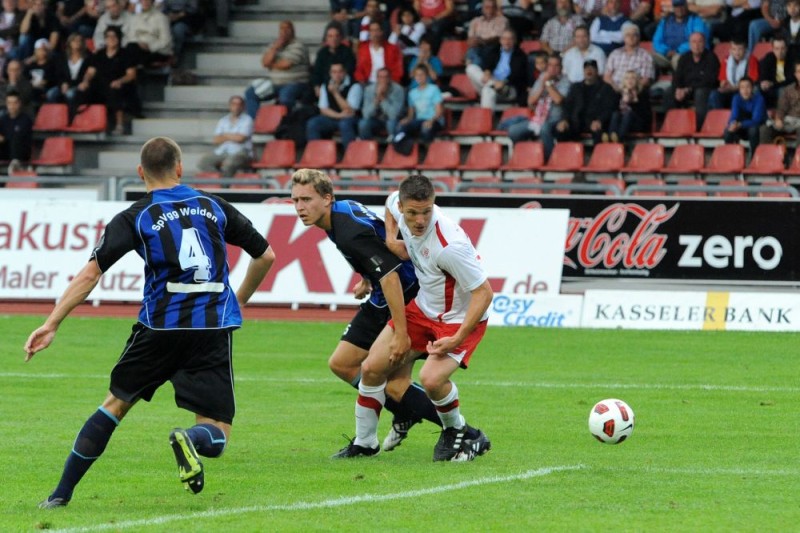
[125, 0, 172, 68]
[781, 0, 800, 57]
[354, 21, 403, 83]
[687, 0, 725, 35]
[46, 32, 90, 122]
[466, 0, 509, 67]
[759, 34, 793, 106]
[392, 64, 444, 147]
[505, 53, 571, 157]
[652, 0, 709, 71]
[17, 0, 59, 62]
[500, 0, 536, 39]
[388, 7, 426, 58]
[244, 20, 311, 118]
[330, 0, 366, 40]
[0, 0, 23, 60]
[541, 0, 586, 54]
[76, 26, 138, 135]
[590, 0, 629, 54]
[714, 0, 761, 43]
[621, 0, 654, 34]
[0, 91, 32, 172]
[0, 59, 33, 115]
[604, 22, 654, 91]
[306, 61, 362, 148]
[466, 28, 528, 108]
[93, 0, 132, 50]
[575, 0, 605, 20]
[723, 76, 765, 151]
[56, 0, 99, 40]
[358, 66, 404, 140]
[709, 38, 759, 108]
[563, 25, 607, 81]
[351, 0, 387, 50]
[749, 0, 788, 52]
[664, 31, 718, 127]
[605, 69, 651, 141]
[163, 0, 201, 67]
[407, 37, 442, 87]
[556, 58, 618, 145]
[312, 25, 356, 98]
[413, 0, 455, 53]
[761, 61, 800, 142]
[197, 95, 254, 179]
[24, 37, 56, 107]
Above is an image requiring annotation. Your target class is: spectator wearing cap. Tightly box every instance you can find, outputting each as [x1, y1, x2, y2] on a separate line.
[652, 0, 709, 71]
[24, 36, 56, 106]
[556, 58, 618, 145]
[17, 0, 59, 63]
[603, 22, 655, 91]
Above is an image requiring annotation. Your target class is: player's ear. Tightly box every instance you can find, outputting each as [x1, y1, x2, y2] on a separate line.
[137, 164, 145, 182]
[176, 161, 183, 179]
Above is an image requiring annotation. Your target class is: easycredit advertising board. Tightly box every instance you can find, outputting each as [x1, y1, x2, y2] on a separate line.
[0, 200, 568, 305]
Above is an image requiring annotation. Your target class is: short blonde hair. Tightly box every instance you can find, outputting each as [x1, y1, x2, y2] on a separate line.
[291, 168, 334, 198]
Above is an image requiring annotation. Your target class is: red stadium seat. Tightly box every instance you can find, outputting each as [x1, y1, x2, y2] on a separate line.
[448, 107, 493, 137]
[653, 108, 697, 138]
[418, 140, 461, 170]
[672, 178, 708, 197]
[458, 141, 502, 172]
[743, 144, 786, 178]
[508, 176, 543, 194]
[432, 175, 461, 192]
[194, 171, 222, 179]
[702, 144, 745, 176]
[714, 178, 749, 197]
[345, 174, 382, 191]
[620, 142, 665, 175]
[30, 137, 74, 167]
[252, 139, 296, 170]
[445, 73, 479, 103]
[500, 141, 545, 173]
[756, 180, 793, 197]
[33, 103, 68, 132]
[713, 41, 731, 62]
[65, 104, 107, 133]
[540, 142, 584, 173]
[461, 175, 503, 192]
[438, 39, 468, 69]
[580, 142, 625, 174]
[519, 40, 542, 54]
[334, 139, 379, 170]
[662, 144, 705, 176]
[376, 142, 419, 170]
[752, 41, 772, 60]
[694, 109, 730, 141]
[597, 177, 626, 196]
[294, 139, 337, 169]
[631, 177, 667, 196]
[253, 104, 288, 135]
[231, 172, 263, 189]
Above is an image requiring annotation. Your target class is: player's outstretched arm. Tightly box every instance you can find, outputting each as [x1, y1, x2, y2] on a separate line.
[236, 246, 276, 307]
[24, 259, 104, 361]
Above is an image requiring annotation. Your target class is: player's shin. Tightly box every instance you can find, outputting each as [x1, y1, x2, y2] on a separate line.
[354, 381, 386, 448]
[431, 382, 466, 429]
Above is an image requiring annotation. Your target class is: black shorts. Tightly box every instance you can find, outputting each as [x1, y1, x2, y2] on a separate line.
[341, 302, 391, 351]
[110, 323, 237, 424]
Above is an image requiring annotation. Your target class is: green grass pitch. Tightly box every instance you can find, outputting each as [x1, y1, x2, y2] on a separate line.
[3, 314, 800, 531]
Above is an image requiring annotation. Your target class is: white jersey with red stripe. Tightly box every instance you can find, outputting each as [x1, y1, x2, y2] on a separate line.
[386, 191, 488, 324]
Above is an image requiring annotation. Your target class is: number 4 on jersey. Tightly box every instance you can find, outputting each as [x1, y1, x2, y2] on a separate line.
[178, 228, 212, 282]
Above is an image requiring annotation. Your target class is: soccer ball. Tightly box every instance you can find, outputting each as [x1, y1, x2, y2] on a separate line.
[588, 398, 635, 444]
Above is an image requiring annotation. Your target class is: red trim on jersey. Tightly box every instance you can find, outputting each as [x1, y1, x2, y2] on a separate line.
[357, 394, 383, 415]
[435, 221, 448, 247]
[437, 270, 456, 322]
[435, 399, 460, 413]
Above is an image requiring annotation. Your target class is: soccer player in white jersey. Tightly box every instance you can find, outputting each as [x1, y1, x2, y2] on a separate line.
[335, 174, 493, 461]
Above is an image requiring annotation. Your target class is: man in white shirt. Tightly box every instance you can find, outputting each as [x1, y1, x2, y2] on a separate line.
[92, 0, 132, 49]
[334, 174, 494, 462]
[197, 95, 254, 178]
[563, 25, 607, 82]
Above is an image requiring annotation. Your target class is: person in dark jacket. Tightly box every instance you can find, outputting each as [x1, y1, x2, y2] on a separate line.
[555, 59, 618, 146]
[664, 31, 719, 128]
[759, 35, 795, 107]
[606, 69, 651, 141]
[0, 91, 33, 170]
[465, 28, 529, 108]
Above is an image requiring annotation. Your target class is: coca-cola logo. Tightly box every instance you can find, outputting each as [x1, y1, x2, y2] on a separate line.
[525, 202, 679, 270]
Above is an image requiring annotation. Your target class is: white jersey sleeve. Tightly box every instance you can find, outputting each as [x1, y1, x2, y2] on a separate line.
[385, 191, 402, 223]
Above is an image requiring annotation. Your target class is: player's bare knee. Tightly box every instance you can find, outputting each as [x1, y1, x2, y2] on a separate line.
[328, 354, 359, 383]
[360, 357, 387, 385]
[418, 368, 446, 396]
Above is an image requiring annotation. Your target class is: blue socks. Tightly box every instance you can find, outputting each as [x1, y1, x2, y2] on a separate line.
[51, 407, 119, 502]
[187, 423, 227, 457]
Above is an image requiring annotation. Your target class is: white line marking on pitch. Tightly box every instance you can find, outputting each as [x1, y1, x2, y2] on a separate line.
[52, 465, 586, 533]
[5, 372, 800, 393]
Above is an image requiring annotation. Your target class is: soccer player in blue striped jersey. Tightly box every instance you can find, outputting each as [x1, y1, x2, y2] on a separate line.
[290, 169, 441, 457]
[24, 137, 276, 508]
